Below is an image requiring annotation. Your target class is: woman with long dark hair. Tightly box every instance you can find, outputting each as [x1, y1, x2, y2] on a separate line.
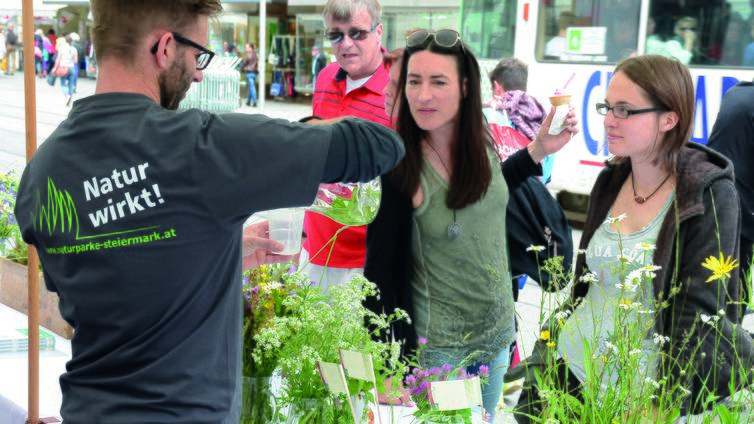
[364, 29, 578, 420]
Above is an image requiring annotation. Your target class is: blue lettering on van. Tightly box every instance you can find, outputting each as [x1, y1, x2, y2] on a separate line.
[583, 70, 603, 156]
[691, 76, 708, 145]
[722, 76, 739, 96]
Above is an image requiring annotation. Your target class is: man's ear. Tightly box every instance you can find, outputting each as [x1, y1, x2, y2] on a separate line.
[493, 81, 505, 97]
[152, 32, 174, 69]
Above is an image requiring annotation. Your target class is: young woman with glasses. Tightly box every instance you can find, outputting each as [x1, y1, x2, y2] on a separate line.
[362, 29, 578, 420]
[514, 55, 753, 421]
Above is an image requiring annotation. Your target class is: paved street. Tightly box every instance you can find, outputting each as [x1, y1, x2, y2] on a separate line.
[0, 72, 312, 177]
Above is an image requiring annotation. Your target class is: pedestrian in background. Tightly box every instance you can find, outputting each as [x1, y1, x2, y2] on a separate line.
[4, 23, 19, 75]
[241, 43, 258, 107]
[46, 28, 57, 75]
[34, 29, 45, 78]
[311, 44, 327, 87]
[0, 28, 7, 73]
[51, 35, 78, 106]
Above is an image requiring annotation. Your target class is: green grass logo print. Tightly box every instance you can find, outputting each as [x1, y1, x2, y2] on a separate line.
[32, 177, 80, 238]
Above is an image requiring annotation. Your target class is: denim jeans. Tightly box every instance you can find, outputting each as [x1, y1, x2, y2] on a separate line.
[60, 72, 76, 97]
[245, 71, 258, 104]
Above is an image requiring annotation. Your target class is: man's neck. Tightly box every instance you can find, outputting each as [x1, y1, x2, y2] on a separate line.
[95, 60, 160, 104]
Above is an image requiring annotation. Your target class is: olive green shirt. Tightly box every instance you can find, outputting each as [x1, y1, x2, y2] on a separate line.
[411, 148, 515, 365]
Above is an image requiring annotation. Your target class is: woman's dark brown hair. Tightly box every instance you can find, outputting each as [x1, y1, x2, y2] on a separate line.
[391, 33, 491, 209]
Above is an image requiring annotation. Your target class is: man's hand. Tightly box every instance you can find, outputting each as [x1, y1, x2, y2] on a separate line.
[242, 220, 294, 269]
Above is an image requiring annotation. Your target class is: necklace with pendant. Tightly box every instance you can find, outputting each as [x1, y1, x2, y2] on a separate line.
[631, 171, 671, 204]
[426, 141, 461, 240]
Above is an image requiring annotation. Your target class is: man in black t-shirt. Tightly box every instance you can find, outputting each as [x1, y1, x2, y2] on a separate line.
[14, 1, 404, 423]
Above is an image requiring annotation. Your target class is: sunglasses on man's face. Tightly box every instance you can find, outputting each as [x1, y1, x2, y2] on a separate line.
[325, 24, 376, 44]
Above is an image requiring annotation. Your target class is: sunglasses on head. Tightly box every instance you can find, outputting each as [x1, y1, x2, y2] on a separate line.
[325, 24, 377, 44]
[405, 29, 463, 51]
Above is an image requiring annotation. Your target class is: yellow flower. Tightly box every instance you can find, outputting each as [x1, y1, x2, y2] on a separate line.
[546, 341, 557, 348]
[701, 253, 739, 283]
[540, 330, 550, 341]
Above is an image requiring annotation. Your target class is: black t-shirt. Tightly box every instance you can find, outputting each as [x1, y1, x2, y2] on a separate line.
[15, 93, 331, 423]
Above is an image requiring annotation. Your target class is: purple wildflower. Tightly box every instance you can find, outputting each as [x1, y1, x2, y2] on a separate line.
[478, 365, 490, 379]
[418, 337, 427, 345]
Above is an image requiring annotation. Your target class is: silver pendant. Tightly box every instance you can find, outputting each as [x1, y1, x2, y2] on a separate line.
[447, 222, 461, 240]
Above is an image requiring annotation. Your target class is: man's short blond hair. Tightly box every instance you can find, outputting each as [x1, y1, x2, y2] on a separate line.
[323, 0, 382, 27]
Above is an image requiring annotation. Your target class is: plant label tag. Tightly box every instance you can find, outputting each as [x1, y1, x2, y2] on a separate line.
[427, 376, 483, 411]
[317, 361, 349, 395]
[339, 350, 374, 381]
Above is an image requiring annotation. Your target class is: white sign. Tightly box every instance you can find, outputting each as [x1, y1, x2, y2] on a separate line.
[566, 27, 607, 55]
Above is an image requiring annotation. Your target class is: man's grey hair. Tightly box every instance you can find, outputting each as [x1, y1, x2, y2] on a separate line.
[323, 0, 382, 27]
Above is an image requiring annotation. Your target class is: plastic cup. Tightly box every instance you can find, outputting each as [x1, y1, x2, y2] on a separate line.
[258, 207, 305, 255]
[548, 94, 572, 135]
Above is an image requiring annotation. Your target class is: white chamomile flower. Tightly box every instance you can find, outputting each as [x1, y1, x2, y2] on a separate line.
[526, 245, 545, 252]
[579, 272, 598, 284]
[636, 242, 656, 251]
[629, 349, 642, 356]
[700, 314, 719, 326]
[605, 213, 628, 225]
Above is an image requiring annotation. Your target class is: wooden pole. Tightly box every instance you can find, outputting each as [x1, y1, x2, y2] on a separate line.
[20, 0, 41, 423]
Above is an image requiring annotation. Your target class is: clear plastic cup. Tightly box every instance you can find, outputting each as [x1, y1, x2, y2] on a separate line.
[257, 207, 306, 255]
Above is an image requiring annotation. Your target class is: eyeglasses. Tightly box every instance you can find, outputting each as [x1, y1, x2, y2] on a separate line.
[679, 27, 696, 32]
[595, 102, 668, 119]
[150, 32, 215, 70]
[406, 29, 463, 51]
[325, 24, 377, 44]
